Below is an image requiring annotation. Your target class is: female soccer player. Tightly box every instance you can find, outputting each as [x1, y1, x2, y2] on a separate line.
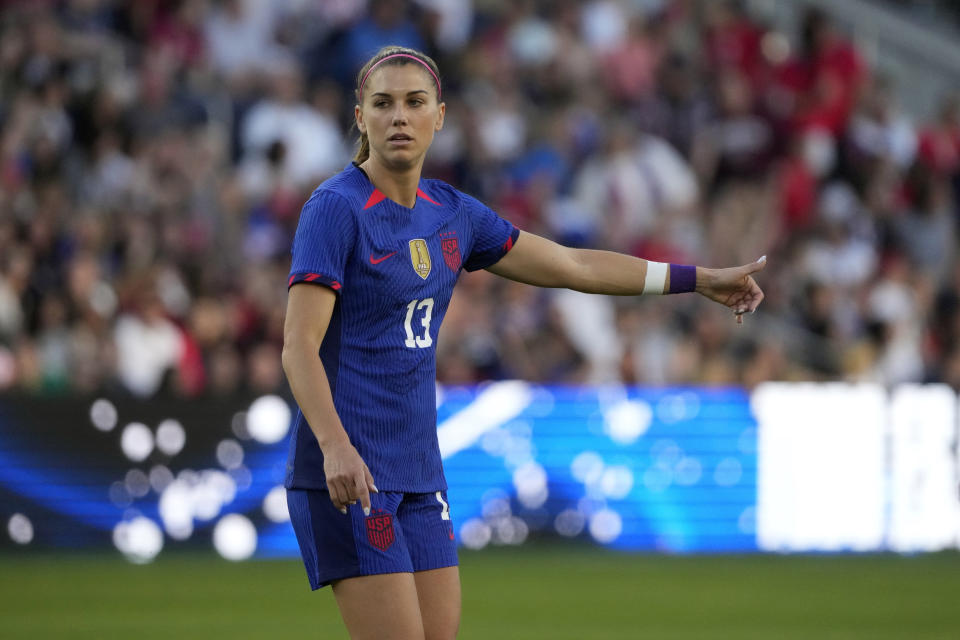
[282, 46, 766, 640]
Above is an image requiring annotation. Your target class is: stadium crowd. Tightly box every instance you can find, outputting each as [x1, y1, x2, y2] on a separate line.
[0, 0, 959, 397]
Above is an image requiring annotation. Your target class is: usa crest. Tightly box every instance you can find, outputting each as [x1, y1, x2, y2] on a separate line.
[409, 239, 431, 279]
[442, 237, 460, 272]
[366, 513, 395, 551]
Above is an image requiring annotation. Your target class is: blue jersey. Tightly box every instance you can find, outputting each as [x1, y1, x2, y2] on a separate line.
[285, 164, 519, 492]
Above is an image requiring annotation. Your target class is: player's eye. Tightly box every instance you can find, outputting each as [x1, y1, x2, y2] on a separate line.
[374, 100, 389, 108]
[408, 98, 424, 107]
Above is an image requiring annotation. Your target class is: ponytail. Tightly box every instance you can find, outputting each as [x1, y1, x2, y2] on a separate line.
[354, 131, 370, 164]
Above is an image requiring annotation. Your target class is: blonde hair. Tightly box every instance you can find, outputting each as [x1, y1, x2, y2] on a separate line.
[353, 46, 442, 164]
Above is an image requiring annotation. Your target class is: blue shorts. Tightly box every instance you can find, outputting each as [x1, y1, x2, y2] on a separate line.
[287, 488, 458, 590]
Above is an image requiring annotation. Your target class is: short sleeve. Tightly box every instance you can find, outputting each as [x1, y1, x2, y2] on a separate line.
[288, 190, 356, 292]
[461, 193, 520, 272]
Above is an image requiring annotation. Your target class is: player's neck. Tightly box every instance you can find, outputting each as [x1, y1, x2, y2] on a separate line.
[360, 157, 422, 209]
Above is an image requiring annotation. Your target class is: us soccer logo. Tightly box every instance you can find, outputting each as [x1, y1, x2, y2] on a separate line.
[366, 513, 395, 551]
[441, 236, 460, 272]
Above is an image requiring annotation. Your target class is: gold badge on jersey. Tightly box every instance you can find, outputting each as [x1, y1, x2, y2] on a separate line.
[409, 239, 431, 279]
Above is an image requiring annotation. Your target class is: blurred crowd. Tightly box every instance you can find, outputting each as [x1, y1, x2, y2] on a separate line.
[1, 0, 959, 397]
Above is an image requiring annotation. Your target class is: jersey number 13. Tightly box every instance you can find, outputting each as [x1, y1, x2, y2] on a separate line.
[403, 298, 435, 348]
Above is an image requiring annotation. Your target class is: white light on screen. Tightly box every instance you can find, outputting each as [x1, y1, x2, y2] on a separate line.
[213, 514, 257, 561]
[192, 480, 225, 521]
[216, 439, 244, 470]
[263, 485, 290, 523]
[159, 479, 194, 540]
[120, 422, 154, 462]
[888, 385, 960, 552]
[600, 465, 634, 499]
[554, 509, 586, 537]
[113, 516, 163, 564]
[90, 398, 118, 432]
[480, 428, 510, 456]
[481, 496, 511, 521]
[229, 465, 252, 491]
[503, 436, 534, 469]
[570, 451, 604, 484]
[513, 462, 548, 509]
[194, 470, 236, 522]
[754, 383, 886, 552]
[8, 513, 34, 544]
[588, 509, 622, 544]
[577, 496, 605, 517]
[246, 395, 291, 444]
[459, 518, 492, 550]
[124, 469, 150, 498]
[656, 392, 700, 423]
[108, 481, 132, 508]
[437, 381, 533, 458]
[206, 469, 237, 504]
[602, 399, 653, 445]
[493, 517, 529, 545]
[149, 465, 174, 493]
[231, 411, 249, 440]
[155, 419, 186, 456]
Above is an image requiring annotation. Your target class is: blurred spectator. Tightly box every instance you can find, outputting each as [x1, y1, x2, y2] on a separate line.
[702, 0, 765, 90]
[771, 7, 867, 137]
[114, 285, 184, 397]
[636, 52, 712, 159]
[341, 0, 425, 77]
[601, 13, 663, 104]
[847, 75, 917, 173]
[204, 0, 292, 82]
[892, 166, 955, 283]
[240, 62, 347, 188]
[917, 93, 960, 177]
[574, 120, 698, 254]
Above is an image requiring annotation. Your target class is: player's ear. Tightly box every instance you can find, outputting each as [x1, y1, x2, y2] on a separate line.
[355, 104, 366, 134]
[435, 102, 445, 132]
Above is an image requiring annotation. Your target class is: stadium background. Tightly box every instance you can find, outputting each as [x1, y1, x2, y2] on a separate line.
[2, 0, 960, 637]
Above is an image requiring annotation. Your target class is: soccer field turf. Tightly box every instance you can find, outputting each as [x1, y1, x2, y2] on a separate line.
[2, 545, 958, 639]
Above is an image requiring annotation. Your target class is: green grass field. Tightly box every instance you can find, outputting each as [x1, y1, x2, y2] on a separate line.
[2, 545, 959, 639]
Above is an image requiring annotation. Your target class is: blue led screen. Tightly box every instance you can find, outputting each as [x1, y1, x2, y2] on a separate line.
[0, 385, 758, 558]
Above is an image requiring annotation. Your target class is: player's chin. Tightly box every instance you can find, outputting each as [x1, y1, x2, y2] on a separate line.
[381, 148, 423, 171]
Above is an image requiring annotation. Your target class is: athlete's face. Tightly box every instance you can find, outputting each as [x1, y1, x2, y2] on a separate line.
[356, 64, 445, 171]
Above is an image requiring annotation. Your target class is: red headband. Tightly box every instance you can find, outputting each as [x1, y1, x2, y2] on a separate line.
[359, 53, 442, 101]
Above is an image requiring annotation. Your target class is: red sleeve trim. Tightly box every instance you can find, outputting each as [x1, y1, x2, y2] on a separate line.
[288, 272, 342, 292]
[503, 226, 519, 252]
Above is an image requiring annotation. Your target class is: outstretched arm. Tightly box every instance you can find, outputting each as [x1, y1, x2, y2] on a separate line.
[486, 230, 766, 323]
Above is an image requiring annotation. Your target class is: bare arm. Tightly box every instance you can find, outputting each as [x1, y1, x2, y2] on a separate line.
[487, 231, 662, 294]
[281, 284, 376, 513]
[487, 230, 766, 321]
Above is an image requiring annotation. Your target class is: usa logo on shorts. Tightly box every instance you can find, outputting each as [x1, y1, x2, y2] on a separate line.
[366, 513, 395, 551]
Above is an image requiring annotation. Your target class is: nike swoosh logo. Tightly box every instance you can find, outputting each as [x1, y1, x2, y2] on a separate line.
[369, 251, 397, 265]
